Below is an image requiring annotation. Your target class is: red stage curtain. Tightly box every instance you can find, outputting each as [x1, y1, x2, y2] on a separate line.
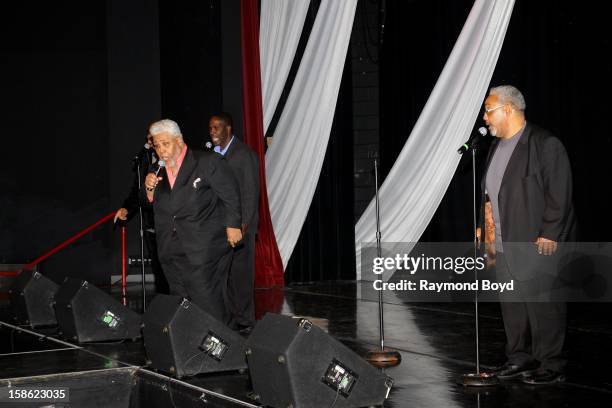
[240, 0, 284, 288]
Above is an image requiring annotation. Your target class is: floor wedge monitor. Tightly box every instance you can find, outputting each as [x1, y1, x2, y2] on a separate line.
[54, 278, 141, 343]
[142, 294, 247, 378]
[245, 313, 393, 408]
[9, 270, 59, 327]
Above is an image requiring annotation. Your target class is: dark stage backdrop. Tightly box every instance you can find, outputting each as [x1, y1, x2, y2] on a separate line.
[159, 0, 223, 147]
[380, 0, 612, 242]
[0, 3, 112, 283]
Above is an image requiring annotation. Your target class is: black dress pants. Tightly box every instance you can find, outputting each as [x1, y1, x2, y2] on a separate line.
[226, 232, 256, 328]
[496, 253, 567, 372]
[160, 234, 232, 323]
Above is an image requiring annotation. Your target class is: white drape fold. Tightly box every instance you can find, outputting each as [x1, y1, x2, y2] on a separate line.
[260, 0, 311, 134]
[266, 0, 358, 268]
[355, 0, 516, 280]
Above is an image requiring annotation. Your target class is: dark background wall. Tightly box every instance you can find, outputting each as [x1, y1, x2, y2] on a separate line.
[1, 3, 111, 283]
[1, 0, 610, 285]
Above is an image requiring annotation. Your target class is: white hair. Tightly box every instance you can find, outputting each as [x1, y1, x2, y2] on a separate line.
[149, 119, 182, 139]
[490, 85, 526, 112]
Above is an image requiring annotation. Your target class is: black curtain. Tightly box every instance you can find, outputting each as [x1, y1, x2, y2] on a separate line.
[0, 3, 111, 283]
[284, 54, 355, 284]
[158, 0, 223, 146]
[380, 0, 612, 242]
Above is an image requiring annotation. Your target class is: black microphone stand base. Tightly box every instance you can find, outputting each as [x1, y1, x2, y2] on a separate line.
[365, 348, 401, 368]
[461, 372, 499, 387]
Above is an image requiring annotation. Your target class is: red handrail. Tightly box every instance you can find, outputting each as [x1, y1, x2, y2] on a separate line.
[2, 212, 129, 300]
[0, 271, 19, 277]
[23, 211, 117, 270]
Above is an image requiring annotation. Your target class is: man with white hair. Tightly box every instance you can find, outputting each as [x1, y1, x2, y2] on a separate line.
[144, 119, 242, 322]
[479, 85, 576, 384]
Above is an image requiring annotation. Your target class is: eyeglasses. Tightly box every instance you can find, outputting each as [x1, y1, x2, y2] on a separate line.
[484, 105, 504, 114]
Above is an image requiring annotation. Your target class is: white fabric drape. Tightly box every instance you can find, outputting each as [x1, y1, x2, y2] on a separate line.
[266, 0, 358, 268]
[355, 0, 515, 280]
[260, 0, 311, 134]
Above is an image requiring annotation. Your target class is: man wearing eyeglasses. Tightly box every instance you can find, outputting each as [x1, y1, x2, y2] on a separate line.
[478, 85, 576, 385]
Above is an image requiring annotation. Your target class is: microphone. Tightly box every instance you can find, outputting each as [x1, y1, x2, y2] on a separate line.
[154, 160, 166, 176]
[146, 160, 166, 193]
[457, 127, 488, 154]
[204, 141, 213, 150]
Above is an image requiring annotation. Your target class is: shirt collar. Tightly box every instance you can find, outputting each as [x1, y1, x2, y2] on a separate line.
[213, 135, 235, 156]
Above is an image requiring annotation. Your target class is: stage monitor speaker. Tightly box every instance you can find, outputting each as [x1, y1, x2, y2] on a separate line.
[142, 294, 247, 378]
[245, 313, 393, 408]
[53, 278, 141, 343]
[9, 270, 59, 327]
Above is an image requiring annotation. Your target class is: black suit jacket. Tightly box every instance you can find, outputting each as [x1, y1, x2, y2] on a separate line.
[151, 148, 242, 267]
[224, 137, 260, 234]
[479, 123, 576, 279]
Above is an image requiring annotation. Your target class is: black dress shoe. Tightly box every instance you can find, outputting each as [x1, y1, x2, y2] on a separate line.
[522, 368, 565, 385]
[494, 361, 540, 380]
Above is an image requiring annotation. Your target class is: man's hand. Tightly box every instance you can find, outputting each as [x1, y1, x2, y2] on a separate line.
[535, 236, 557, 256]
[145, 173, 162, 202]
[114, 208, 128, 223]
[145, 173, 162, 191]
[226, 227, 243, 248]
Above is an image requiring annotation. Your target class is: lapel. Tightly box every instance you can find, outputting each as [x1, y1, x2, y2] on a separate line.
[500, 122, 531, 187]
[157, 148, 199, 213]
[173, 148, 198, 190]
[224, 137, 239, 160]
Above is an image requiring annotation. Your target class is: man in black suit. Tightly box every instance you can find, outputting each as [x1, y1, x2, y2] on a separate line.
[478, 85, 576, 385]
[144, 119, 242, 322]
[114, 132, 168, 294]
[209, 113, 259, 333]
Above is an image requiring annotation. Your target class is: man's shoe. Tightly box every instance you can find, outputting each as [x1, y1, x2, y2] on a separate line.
[494, 361, 540, 380]
[522, 369, 565, 385]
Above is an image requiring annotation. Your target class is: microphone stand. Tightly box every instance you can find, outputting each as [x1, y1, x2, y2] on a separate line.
[134, 153, 148, 312]
[365, 158, 401, 368]
[461, 136, 498, 387]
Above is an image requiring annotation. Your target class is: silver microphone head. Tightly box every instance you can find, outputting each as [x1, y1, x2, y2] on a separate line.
[478, 126, 488, 136]
[205, 141, 213, 149]
[144, 142, 151, 149]
[157, 160, 166, 168]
